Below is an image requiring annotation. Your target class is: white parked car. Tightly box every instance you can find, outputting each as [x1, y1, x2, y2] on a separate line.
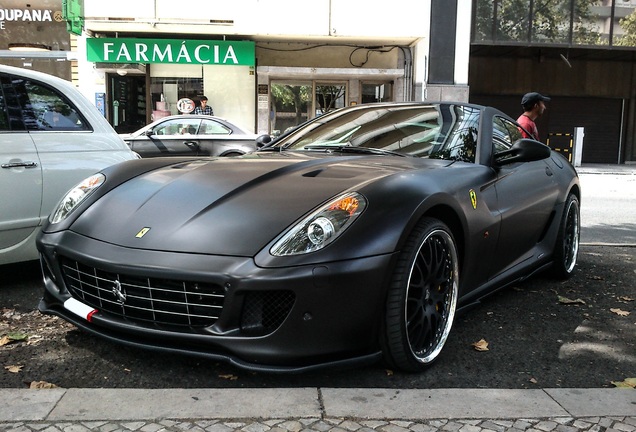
[0, 65, 138, 265]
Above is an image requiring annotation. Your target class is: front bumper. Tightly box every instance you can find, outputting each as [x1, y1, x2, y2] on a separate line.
[38, 230, 395, 372]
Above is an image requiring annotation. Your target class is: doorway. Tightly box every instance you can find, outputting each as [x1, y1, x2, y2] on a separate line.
[108, 74, 147, 134]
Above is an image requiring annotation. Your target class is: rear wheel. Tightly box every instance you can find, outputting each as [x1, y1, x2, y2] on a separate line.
[552, 193, 580, 279]
[383, 218, 459, 372]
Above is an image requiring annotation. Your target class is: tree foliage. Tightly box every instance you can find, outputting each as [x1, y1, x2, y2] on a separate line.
[615, 10, 636, 46]
[474, 0, 603, 45]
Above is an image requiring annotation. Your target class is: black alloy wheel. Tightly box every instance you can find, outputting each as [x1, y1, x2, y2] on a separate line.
[552, 193, 580, 279]
[383, 217, 459, 372]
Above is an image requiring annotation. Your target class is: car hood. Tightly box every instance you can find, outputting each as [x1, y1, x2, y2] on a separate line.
[71, 153, 450, 256]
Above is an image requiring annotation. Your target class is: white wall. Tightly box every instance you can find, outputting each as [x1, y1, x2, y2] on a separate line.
[84, 0, 428, 39]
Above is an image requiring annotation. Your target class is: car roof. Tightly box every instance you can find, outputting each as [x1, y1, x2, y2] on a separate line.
[0, 64, 80, 92]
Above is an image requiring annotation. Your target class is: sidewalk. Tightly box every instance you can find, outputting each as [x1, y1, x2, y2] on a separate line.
[1, 387, 635, 431]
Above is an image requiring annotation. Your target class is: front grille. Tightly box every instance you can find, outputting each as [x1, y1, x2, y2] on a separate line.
[61, 259, 225, 327]
[240, 291, 296, 336]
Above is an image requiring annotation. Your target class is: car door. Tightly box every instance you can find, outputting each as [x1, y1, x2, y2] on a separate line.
[197, 118, 256, 156]
[490, 116, 559, 276]
[130, 118, 201, 157]
[0, 74, 43, 257]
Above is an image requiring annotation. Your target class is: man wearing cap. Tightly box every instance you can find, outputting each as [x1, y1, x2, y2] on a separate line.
[517, 92, 550, 140]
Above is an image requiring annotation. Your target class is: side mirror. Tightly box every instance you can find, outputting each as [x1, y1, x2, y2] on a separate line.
[495, 138, 551, 165]
[256, 134, 273, 148]
[144, 129, 154, 137]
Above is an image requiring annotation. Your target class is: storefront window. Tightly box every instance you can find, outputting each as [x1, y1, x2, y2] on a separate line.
[270, 81, 312, 136]
[361, 83, 393, 103]
[147, 63, 255, 133]
[150, 77, 203, 118]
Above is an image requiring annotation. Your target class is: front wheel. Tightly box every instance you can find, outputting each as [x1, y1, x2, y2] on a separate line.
[383, 218, 459, 372]
[551, 193, 580, 279]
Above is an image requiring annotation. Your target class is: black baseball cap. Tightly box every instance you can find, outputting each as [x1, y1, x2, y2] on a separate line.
[521, 92, 550, 106]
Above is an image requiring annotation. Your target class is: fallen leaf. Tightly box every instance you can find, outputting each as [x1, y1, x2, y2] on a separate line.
[610, 308, 631, 317]
[385, 369, 394, 376]
[611, 378, 636, 389]
[4, 365, 23, 373]
[7, 332, 28, 341]
[218, 374, 238, 380]
[529, 377, 538, 384]
[472, 339, 489, 352]
[618, 296, 634, 302]
[0, 332, 29, 347]
[30, 381, 58, 389]
[558, 296, 586, 305]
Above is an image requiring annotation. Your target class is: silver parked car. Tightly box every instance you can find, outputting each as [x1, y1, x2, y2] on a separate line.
[120, 115, 266, 158]
[0, 65, 138, 265]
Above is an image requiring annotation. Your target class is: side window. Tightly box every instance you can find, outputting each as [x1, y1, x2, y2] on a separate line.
[429, 105, 480, 163]
[0, 74, 26, 131]
[492, 116, 514, 153]
[0, 78, 9, 131]
[504, 118, 523, 143]
[200, 119, 231, 135]
[11, 77, 89, 131]
[154, 118, 201, 135]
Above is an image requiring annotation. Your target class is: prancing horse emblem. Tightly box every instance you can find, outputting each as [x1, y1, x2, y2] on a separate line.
[112, 280, 127, 304]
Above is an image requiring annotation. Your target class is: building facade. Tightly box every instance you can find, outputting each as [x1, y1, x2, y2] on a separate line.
[4, 0, 634, 164]
[470, 0, 636, 164]
[0, 0, 74, 78]
[74, 0, 471, 136]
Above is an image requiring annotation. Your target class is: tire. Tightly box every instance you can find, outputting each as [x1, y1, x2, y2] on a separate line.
[551, 193, 580, 279]
[222, 152, 243, 157]
[383, 217, 459, 372]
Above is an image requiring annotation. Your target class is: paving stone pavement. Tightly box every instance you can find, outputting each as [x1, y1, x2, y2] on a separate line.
[1, 388, 635, 432]
[1, 416, 636, 432]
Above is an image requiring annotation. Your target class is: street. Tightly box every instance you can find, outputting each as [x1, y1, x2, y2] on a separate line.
[579, 166, 636, 245]
[0, 167, 634, 390]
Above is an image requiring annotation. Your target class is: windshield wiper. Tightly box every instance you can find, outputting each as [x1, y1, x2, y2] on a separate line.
[303, 145, 406, 157]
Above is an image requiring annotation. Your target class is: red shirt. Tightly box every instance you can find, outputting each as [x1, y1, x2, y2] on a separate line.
[517, 114, 539, 140]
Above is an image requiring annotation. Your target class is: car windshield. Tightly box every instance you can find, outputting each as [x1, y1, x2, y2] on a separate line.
[272, 104, 481, 162]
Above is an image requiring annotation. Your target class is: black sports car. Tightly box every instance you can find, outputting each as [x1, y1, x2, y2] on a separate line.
[37, 102, 580, 373]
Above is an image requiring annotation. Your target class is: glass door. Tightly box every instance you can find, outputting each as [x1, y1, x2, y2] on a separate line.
[314, 82, 347, 116]
[270, 81, 312, 137]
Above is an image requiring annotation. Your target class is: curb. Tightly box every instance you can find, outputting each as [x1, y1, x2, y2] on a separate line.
[1, 388, 635, 422]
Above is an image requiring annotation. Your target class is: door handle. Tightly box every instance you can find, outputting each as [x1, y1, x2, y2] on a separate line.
[184, 141, 199, 148]
[2, 161, 38, 169]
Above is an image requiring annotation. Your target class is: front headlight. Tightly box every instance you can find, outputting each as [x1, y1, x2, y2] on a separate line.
[271, 192, 367, 256]
[49, 173, 105, 224]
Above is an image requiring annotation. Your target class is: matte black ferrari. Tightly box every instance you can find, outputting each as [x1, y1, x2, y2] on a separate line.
[37, 102, 581, 373]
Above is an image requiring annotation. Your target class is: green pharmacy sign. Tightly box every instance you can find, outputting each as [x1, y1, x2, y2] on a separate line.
[87, 38, 255, 66]
[63, 0, 84, 36]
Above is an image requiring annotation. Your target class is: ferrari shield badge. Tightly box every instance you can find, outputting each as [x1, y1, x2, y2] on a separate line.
[135, 227, 151, 238]
[469, 189, 477, 209]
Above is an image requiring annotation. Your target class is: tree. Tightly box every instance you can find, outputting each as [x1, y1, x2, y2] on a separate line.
[615, 10, 636, 47]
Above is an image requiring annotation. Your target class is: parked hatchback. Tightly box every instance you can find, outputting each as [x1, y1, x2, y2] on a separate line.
[0, 65, 138, 265]
[120, 114, 264, 157]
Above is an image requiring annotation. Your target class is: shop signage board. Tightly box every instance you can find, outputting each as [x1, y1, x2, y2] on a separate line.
[63, 0, 84, 36]
[87, 38, 255, 66]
